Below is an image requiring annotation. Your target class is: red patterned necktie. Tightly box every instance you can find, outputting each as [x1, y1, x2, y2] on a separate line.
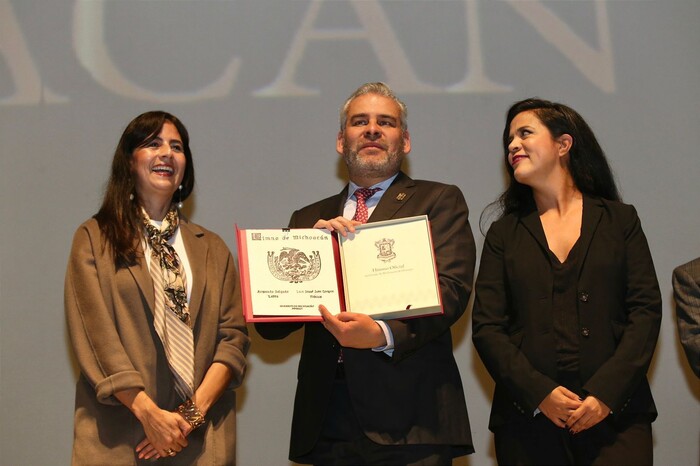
[352, 187, 381, 223]
[336, 187, 381, 365]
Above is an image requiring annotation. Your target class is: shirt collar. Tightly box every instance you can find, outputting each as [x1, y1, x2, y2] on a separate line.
[347, 173, 398, 201]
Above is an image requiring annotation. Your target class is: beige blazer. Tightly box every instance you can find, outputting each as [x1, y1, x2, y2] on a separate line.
[673, 257, 700, 377]
[65, 218, 249, 465]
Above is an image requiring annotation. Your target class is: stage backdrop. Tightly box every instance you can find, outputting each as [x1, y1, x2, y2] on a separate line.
[1, 1, 698, 465]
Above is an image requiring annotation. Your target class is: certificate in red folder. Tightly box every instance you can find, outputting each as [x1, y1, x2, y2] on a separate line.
[237, 215, 442, 322]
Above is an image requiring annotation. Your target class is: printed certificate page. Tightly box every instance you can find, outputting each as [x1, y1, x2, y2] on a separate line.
[237, 228, 342, 322]
[338, 215, 443, 320]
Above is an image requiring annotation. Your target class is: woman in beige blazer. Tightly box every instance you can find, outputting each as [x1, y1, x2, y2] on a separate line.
[65, 111, 249, 465]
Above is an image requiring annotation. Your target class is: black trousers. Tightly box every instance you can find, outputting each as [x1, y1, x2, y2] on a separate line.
[295, 376, 455, 466]
[494, 410, 653, 465]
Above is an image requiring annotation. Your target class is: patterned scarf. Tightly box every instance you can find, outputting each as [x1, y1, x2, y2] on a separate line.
[142, 205, 195, 399]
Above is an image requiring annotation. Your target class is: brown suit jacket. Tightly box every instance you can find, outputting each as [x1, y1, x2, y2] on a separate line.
[672, 257, 700, 377]
[256, 172, 476, 460]
[473, 196, 661, 431]
[65, 218, 249, 465]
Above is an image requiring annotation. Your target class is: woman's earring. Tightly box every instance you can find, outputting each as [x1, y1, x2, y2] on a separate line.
[177, 185, 184, 209]
[129, 193, 134, 201]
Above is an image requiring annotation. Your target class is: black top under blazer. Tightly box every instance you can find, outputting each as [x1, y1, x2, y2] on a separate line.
[472, 195, 661, 431]
[256, 172, 476, 460]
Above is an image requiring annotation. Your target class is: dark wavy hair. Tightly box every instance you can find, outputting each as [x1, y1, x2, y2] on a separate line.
[94, 111, 195, 266]
[481, 98, 620, 231]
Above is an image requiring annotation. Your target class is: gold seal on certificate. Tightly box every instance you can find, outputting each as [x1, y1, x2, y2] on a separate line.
[237, 215, 442, 322]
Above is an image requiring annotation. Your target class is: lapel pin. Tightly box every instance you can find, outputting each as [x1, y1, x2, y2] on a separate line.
[396, 193, 406, 201]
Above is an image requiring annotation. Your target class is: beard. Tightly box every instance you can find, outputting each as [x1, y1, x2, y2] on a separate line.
[342, 135, 406, 180]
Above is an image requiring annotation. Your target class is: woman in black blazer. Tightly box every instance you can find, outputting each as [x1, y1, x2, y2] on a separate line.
[472, 99, 661, 465]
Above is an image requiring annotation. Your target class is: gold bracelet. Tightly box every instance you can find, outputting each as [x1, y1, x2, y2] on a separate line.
[178, 399, 205, 430]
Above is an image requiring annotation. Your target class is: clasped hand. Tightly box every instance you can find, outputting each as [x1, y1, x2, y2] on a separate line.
[538, 386, 611, 434]
[135, 408, 192, 460]
[566, 395, 611, 434]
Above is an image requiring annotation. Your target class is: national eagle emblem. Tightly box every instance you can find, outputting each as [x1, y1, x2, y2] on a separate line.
[267, 247, 321, 283]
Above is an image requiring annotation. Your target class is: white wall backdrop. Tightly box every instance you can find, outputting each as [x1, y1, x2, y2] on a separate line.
[1, 1, 698, 465]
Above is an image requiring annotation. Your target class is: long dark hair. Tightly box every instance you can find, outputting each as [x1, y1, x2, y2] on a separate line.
[481, 98, 620, 231]
[94, 111, 195, 266]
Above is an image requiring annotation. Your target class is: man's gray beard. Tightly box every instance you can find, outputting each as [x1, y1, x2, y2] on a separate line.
[343, 142, 405, 180]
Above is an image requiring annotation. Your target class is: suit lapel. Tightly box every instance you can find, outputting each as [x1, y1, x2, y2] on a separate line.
[128, 242, 155, 314]
[576, 195, 603, 277]
[367, 171, 416, 222]
[330, 186, 350, 218]
[180, 221, 208, 325]
[520, 195, 604, 274]
[520, 206, 549, 256]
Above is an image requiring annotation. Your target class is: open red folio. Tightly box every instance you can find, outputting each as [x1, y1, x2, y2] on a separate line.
[236, 215, 443, 323]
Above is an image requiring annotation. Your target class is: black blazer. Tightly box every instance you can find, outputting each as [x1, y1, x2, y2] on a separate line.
[472, 196, 661, 431]
[256, 172, 476, 459]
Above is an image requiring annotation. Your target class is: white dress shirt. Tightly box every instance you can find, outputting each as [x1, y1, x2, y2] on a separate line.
[343, 174, 398, 355]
